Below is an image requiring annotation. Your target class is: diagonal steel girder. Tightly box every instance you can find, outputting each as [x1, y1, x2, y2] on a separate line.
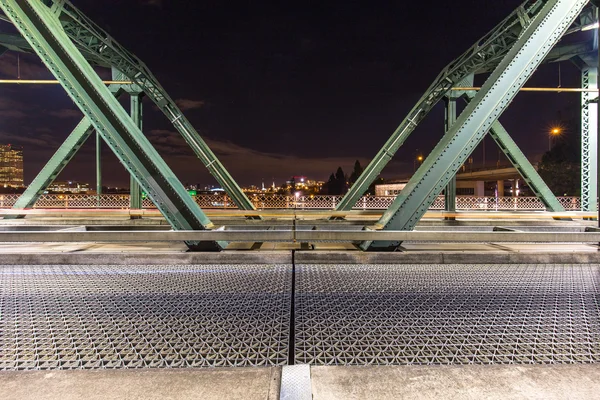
[457, 76, 566, 213]
[30, 0, 256, 213]
[363, 0, 588, 251]
[0, 0, 225, 250]
[8, 79, 131, 215]
[335, 0, 547, 212]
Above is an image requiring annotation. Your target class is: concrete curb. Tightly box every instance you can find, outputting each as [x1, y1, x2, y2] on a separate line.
[0, 251, 292, 265]
[0, 250, 599, 265]
[294, 251, 600, 264]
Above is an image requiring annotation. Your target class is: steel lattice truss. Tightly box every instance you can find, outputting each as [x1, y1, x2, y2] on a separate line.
[41, 0, 255, 212]
[336, 0, 549, 211]
[581, 67, 598, 211]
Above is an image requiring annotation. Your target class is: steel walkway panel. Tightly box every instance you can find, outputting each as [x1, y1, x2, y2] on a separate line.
[0, 264, 291, 369]
[295, 263, 600, 365]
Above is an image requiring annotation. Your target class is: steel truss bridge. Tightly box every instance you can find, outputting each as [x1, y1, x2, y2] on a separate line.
[0, 0, 598, 251]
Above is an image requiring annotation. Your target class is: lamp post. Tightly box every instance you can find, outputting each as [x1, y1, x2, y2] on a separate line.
[413, 155, 424, 172]
[548, 127, 561, 151]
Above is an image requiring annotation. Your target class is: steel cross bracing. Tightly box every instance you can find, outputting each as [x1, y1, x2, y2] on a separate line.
[8, 72, 129, 215]
[334, 0, 548, 212]
[363, 0, 589, 251]
[28, 0, 256, 213]
[457, 76, 566, 213]
[0, 0, 224, 250]
[581, 67, 598, 211]
[487, 117, 566, 212]
[10, 69, 145, 215]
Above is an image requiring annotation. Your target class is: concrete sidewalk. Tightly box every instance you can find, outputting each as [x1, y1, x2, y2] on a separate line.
[311, 364, 600, 400]
[1, 364, 600, 400]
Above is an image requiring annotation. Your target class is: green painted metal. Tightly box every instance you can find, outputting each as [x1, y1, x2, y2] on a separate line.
[487, 116, 566, 213]
[334, 0, 546, 212]
[444, 97, 457, 213]
[129, 93, 143, 210]
[95, 129, 101, 207]
[10, 85, 122, 215]
[460, 86, 566, 213]
[0, 0, 223, 250]
[32, 0, 256, 213]
[581, 66, 598, 211]
[363, 0, 587, 251]
[11, 117, 97, 212]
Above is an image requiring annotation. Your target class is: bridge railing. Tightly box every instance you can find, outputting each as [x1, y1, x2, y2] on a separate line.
[0, 193, 583, 211]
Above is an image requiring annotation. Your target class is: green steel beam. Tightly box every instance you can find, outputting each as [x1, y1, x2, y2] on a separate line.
[363, 0, 587, 251]
[11, 116, 100, 211]
[129, 92, 143, 210]
[95, 129, 101, 206]
[0, 0, 223, 250]
[334, 0, 547, 212]
[459, 81, 567, 213]
[444, 97, 457, 214]
[31, 0, 256, 213]
[487, 117, 567, 213]
[581, 66, 598, 211]
[9, 85, 122, 216]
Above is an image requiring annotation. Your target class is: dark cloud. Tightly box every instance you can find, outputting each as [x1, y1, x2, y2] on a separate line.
[46, 109, 81, 119]
[144, 129, 404, 184]
[0, 53, 52, 80]
[139, 0, 163, 8]
[175, 99, 206, 111]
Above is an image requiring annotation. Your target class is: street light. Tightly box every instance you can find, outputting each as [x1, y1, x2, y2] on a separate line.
[414, 155, 424, 172]
[549, 127, 561, 151]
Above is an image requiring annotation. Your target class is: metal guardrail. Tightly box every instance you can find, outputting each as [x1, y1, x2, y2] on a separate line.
[0, 230, 598, 243]
[0, 194, 583, 211]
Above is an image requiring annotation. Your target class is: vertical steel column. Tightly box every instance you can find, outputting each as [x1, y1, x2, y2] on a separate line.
[95, 130, 101, 207]
[581, 66, 598, 211]
[444, 97, 457, 216]
[596, 3, 600, 225]
[129, 93, 143, 210]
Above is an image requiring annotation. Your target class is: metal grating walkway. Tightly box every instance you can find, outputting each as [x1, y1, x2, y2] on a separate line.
[1, 263, 599, 370]
[0, 264, 291, 369]
[295, 264, 600, 365]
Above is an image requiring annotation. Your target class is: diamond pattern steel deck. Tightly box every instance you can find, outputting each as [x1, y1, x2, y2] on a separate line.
[295, 264, 600, 365]
[0, 264, 291, 370]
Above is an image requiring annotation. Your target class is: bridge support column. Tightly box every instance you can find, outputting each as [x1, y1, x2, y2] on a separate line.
[444, 97, 457, 219]
[581, 66, 598, 212]
[129, 92, 143, 210]
[96, 130, 101, 207]
[497, 180, 505, 197]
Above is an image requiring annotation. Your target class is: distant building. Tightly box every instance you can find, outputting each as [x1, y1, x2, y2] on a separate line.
[0, 144, 24, 187]
[375, 165, 532, 197]
[47, 181, 90, 194]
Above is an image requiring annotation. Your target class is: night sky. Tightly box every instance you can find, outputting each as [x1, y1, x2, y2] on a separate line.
[0, 0, 592, 187]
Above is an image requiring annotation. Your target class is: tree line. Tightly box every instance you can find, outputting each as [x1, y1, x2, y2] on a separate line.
[320, 160, 383, 195]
